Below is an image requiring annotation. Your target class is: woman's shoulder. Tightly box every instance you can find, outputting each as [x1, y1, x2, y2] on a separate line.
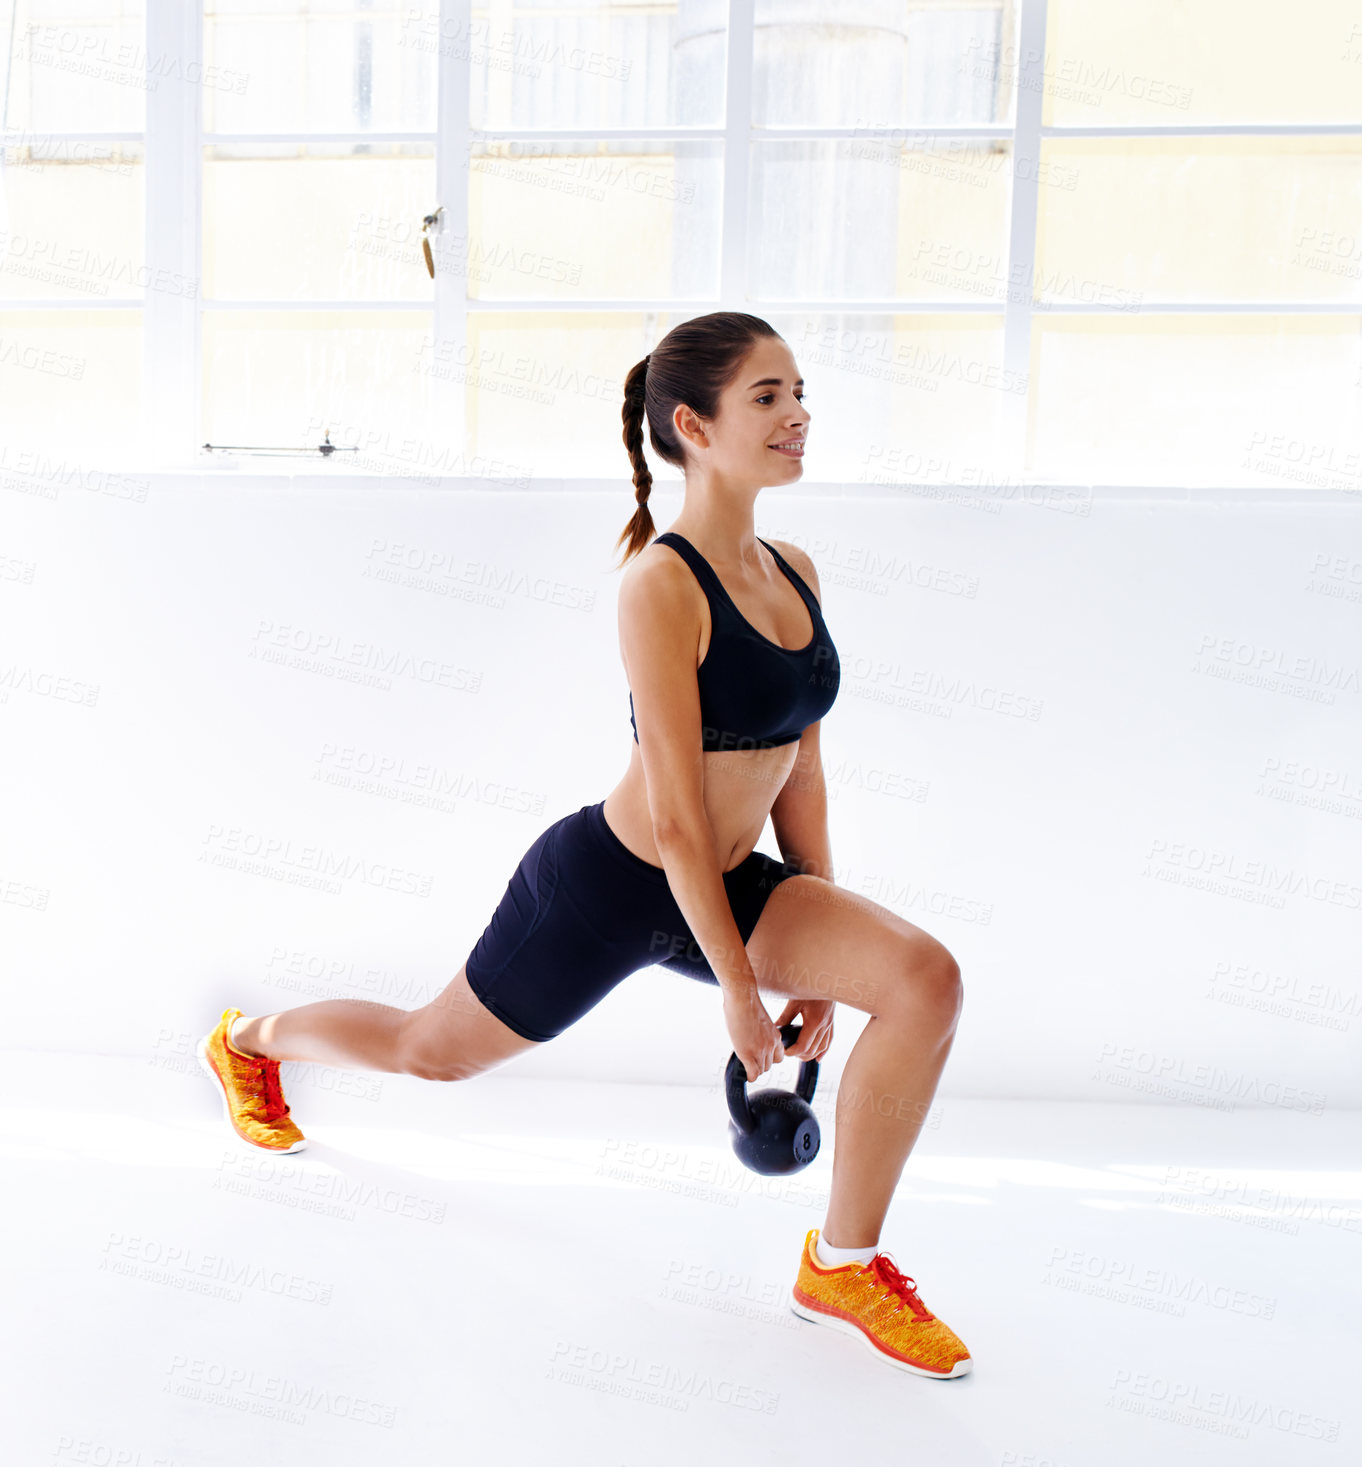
[764, 537, 823, 603]
[618, 533, 700, 611]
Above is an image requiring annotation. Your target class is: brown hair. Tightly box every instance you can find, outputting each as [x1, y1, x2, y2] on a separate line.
[614, 310, 781, 569]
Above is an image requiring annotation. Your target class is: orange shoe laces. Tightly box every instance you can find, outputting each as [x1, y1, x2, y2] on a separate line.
[864, 1253, 934, 1321]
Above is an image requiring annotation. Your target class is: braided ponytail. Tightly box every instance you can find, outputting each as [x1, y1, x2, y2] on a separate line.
[614, 353, 655, 569]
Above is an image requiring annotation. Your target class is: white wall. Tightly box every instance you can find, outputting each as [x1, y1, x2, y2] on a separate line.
[4, 472, 1359, 1111]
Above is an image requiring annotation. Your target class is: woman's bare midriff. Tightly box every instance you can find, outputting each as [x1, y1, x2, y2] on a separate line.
[601, 739, 798, 873]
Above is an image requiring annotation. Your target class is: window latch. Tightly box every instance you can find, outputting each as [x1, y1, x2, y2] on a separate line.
[201, 431, 357, 458]
[421, 206, 445, 278]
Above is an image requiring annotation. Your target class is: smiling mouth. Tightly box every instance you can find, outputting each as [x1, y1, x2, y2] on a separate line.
[769, 441, 804, 456]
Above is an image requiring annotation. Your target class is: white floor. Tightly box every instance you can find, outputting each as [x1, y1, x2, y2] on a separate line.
[4, 1050, 1357, 1467]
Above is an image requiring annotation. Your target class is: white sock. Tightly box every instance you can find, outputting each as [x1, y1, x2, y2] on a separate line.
[815, 1232, 878, 1269]
[227, 1015, 251, 1053]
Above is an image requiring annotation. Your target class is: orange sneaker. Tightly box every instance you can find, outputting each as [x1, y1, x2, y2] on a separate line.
[196, 1007, 307, 1154]
[790, 1228, 971, 1378]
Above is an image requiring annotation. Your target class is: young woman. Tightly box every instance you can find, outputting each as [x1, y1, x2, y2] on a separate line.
[198, 311, 970, 1379]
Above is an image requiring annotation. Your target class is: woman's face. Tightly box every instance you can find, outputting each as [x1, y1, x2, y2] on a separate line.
[681, 336, 810, 487]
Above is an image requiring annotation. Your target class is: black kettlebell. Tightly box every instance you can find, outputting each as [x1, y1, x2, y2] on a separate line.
[726, 1022, 821, 1176]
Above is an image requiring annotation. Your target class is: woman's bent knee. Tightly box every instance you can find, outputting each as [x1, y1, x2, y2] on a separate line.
[406, 1059, 473, 1083]
[395, 1010, 475, 1083]
[883, 940, 963, 1029]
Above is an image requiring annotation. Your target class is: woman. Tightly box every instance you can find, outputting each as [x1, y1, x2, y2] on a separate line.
[198, 311, 970, 1379]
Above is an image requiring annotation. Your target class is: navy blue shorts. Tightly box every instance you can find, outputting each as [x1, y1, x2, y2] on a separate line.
[464, 800, 802, 1042]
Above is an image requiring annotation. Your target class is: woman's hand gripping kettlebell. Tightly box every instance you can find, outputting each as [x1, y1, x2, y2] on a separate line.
[721, 983, 785, 1082]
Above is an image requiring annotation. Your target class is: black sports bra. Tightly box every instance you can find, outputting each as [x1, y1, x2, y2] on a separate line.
[629, 531, 840, 752]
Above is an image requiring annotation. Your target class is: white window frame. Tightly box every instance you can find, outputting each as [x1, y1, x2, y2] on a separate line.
[4, 0, 1361, 475]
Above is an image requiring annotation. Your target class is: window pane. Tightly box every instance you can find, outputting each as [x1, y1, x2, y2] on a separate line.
[778, 313, 1013, 483]
[1037, 138, 1362, 306]
[0, 142, 144, 301]
[748, 139, 1011, 302]
[468, 139, 721, 300]
[469, 0, 721, 129]
[461, 311, 1011, 483]
[1046, 0, 1362, 126]
[2, 0, 146, 132]
[203, 0, 437, 133]
[1030, 316, 1362, 489]
[202, 310, 435, 470]
[0, 308, 141, 459]
[459, 312, 641, 476]
[754, 2, 1012, 127]
[204, 144, 434, 300]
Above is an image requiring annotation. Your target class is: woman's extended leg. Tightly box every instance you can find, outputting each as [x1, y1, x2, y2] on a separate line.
[230, 962, 544, 1079]
[741, 876, 964, 1248]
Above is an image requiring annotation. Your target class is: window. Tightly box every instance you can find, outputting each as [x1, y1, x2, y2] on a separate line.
[3, 0, 1359, 489]
[1031, 0, 1362, 490]
[0, 1, 146, 463]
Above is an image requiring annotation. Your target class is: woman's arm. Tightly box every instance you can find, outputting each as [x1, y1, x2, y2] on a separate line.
[765, 538, 833, 883]
[770, 719, 833, 883]
[617, 557, 760, 996]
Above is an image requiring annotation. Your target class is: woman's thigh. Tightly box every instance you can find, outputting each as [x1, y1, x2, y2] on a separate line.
[402, 803, 678, 1078]
[742, 874, 963, 1026]
[400, 961, 548, 1081]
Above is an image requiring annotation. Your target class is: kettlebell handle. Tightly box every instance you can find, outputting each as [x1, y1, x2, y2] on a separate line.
[726, 1022, 820, 1135]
